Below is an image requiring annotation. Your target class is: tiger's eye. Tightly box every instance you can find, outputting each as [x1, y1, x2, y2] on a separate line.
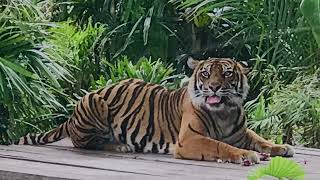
[224, 71, 233, 77]
[201, 71, 209, 78]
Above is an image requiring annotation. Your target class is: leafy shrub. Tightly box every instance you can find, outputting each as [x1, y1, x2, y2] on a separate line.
[0, 0, 73, 144]
[269, 69, 320, 147]
[91, 56, 184, 90]
[247, 69, 320, 147]
[246, 95, 283, 143]
[46, 19, 105, 94]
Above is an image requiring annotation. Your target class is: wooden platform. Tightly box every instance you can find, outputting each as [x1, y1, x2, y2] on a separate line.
[0, 139, 319, 180]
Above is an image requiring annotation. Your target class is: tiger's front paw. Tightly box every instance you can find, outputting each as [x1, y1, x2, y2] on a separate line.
[271, 144, 294, 157]
[228, 150, 260, 166]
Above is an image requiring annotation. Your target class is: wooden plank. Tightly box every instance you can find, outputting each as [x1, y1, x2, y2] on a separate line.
[0, 146, 251, 179]
[0, 170, 67, 180]
[0, 139, 319, 180]
[0, 158, 164, 180]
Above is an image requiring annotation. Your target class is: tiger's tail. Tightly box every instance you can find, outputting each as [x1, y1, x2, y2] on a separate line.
[14, 120, 70, 145]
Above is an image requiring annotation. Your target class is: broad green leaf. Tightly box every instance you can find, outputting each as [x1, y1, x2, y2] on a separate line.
[248, 157, 305, 180]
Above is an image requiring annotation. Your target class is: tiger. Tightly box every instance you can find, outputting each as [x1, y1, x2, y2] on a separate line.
[14, 57, 294, 165]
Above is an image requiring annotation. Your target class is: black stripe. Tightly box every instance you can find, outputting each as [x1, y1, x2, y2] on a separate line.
[93, 96, 103, 118]
[148, 87, 163, 142]
[151, 143, 159, 153]
[239, 73, 243, 90]
[75, 104, 95, 127]
[65, 121, 70, 136]
[128, 111, 144, 130]
[146, 87, 161, 140]
[79, 98, 96, 125]
[155, 89, 165, 134]
[230, 110, 246, 135]
[87, 94, 104, 128]
[42, 134, 49, 144]
[121, 84, 145, 116]
[201, 154, 205, 161]
[193, 74, 198, 91]
[139, 86, 162, 151]
[168, 93, 179, 136]
[74, 123, 98, 134]
[96, 88, 104, 94]
[159, 131, 165, 149]
[163, 93, 176, 143]
[37, 133, 45, 144]
[203, 108, 221, 136]
[216, 142, 220, 155]
[103, 85, 116, 100]
[188, 124, 203, 135]
[119, 90, 148, 143]
[194, 110, 211, 136]
[131, 119, 142, 152]
[23, 136, 28, 145]
[54, 127, 62, 141]
[109, 84, 129, 107]
[109, 90, 129, 114]
[164, 143, 170, 154]
[30, 134, 36, 144]
[13, 139, 19, 145]
[88, 97, 106, 130]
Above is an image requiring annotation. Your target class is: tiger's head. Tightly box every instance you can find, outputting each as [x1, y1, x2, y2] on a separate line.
[187, 57, 249, 111]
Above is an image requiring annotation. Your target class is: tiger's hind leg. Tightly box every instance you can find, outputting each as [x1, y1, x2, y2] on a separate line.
[68, 92, 115, 150]
[69, 92, 134, 153]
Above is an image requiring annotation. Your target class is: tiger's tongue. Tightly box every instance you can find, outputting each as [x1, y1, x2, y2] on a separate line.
[206, 96, 221, 105]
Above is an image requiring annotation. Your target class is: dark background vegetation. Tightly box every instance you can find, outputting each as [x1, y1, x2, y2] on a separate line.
[0, 0, 319, 147]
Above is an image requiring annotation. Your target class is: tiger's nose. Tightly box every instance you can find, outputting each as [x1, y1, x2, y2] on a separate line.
[209, 85, 221, 92]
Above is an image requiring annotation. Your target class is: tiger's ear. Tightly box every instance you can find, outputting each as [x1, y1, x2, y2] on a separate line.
[187, 57, 199, 69]
[237, 61, 250, 75]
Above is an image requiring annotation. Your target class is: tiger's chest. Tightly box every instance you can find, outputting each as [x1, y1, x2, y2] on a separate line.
[202, 106, 246, 146]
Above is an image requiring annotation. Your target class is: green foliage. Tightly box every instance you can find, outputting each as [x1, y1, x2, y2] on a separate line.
[92, 56, 183, 89]
[0, 0, 73, 143]
[269, 70, 320, 147]
[42, 0, 187, 63]
[247, 70, 320, 147]
[301, 0, 320, 47]
[248, 157, 305, 180]
[172, 0, 319, 98]
[246, 95, 282, 143]
[46, 20, 105, 94]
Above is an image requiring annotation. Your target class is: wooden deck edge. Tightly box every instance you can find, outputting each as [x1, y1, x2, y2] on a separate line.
[0, 170, 69, 180]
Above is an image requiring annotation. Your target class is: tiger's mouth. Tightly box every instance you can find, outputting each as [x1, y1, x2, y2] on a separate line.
[205, 95, 222, 105]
